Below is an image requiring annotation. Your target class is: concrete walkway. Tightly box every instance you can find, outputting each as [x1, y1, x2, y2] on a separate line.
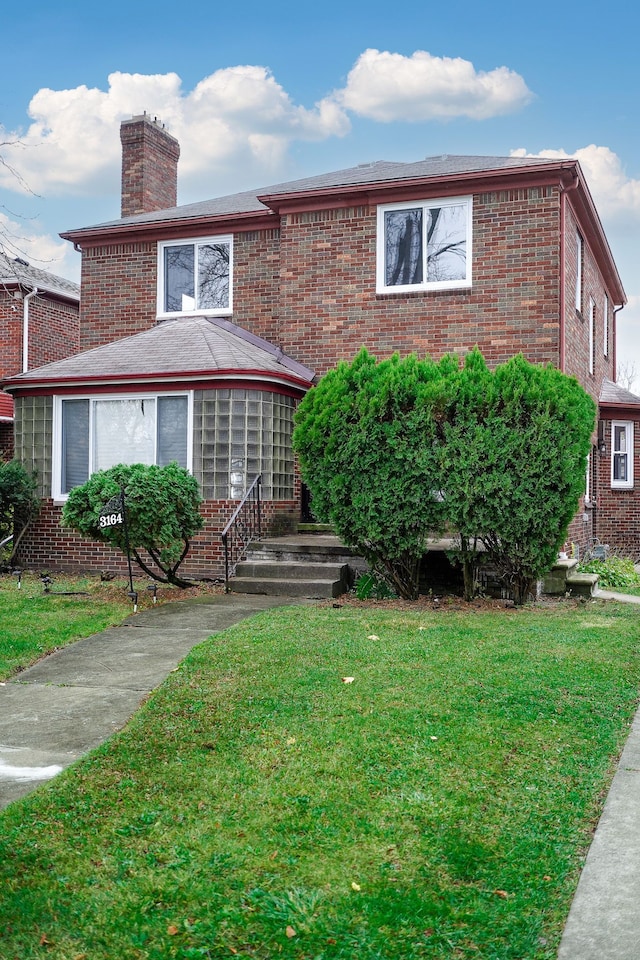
[0, 592, 305, 810]
[1, 586, 640, 957]
[557, 586, 640, 959]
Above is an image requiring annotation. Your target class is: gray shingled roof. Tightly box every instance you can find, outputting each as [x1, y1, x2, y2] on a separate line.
[0, 252, 80, 301]
[68, 154, 554, 232]
[600, 379, 640, 405]
[3, 316, 314, 389]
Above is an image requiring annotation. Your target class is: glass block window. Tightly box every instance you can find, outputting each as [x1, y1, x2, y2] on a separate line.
[195, 388, 296, 500]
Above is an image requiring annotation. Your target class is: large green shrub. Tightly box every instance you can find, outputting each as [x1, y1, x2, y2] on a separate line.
[0, 459, 40, 565]
[295, 347, 596, 604]
[444, 351, 595, 603]
[62, 462, 203, 588]
[294, 348, 449, 599]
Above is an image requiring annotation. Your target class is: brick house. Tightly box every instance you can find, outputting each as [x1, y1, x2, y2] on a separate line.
[0, 253, 80, 459]
[3, 113, 638, 576]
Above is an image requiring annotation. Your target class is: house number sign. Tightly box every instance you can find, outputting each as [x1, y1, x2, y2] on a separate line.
[99, 493, 125, 528]
[99, 511, 123, 528]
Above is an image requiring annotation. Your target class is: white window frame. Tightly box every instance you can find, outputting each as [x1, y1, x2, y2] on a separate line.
[52, 391, 193, 502]
[603, 295, 609, 358]
[157, 236, 233, 318]
[588, 297, 595, 375]
[611, 420, 634, 490]
[575, 231, 583, 314]
[376, 196, 472, 295]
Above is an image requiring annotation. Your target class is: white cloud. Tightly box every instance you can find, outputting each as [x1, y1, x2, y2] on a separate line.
[0, 52, 533, 203]
[510, 144, 640, 219]
[0, 67, 350, 199]
[0, 212, 79, 281]
[336, 48, 533, 122]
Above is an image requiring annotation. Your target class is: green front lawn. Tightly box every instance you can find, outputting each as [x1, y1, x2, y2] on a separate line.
[1, 600, 639, 959]
[0, 574, 135, 679]
[0, 573, 215, 681]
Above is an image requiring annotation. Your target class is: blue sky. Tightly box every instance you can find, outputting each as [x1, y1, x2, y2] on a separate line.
[2, 0, 640, 379]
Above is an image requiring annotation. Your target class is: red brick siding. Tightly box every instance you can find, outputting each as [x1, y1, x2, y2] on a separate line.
[0, 289, 79, 377]
[562, 201, 615, 403]
[120, 116, 179, 218]
[15, 497, 299, 578]
[593, 420, 640, 560]
[78, 241, 158, 350]
[271, 188, 562, 378]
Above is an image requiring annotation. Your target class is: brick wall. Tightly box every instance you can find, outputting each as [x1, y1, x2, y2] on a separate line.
[78, 241, 158, 350]
[273, 188, 563, 377]
[0, 288, 79, 377]
[14, 496, 299, 579]
[593, 419, 640, 560]
[562, 201, 615, 399]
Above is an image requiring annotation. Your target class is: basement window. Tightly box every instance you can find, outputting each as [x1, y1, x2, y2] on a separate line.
[158, 237, 232, 317]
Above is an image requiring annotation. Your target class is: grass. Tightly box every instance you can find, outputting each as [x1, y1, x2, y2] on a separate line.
[0, 572, 215, 681]
[0, 573, 136, 680]
[0, 598, 639, 958]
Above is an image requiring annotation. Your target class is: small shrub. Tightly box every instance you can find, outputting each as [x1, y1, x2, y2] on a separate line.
[578, 555, 640, 590]
[354, 570, 397, 600]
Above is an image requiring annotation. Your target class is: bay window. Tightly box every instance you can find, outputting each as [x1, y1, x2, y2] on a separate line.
[55, 393, 191, 499]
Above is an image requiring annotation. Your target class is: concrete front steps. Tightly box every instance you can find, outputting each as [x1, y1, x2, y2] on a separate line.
[229, 534, 365, 599]
[543, 558, 599, 598]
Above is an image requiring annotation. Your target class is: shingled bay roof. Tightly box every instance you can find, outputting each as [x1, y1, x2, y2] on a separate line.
[599, 379, 640, 406]
[2, 317, 315, 392]
[65, 154, 558, 232]
[0, 252, 80, 301]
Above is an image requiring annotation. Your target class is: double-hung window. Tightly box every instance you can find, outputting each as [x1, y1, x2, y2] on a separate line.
[158, 237, 232, 317]
[377, 197, 472, 294]
[611, 420, 634, 489]
[54, 393, 191, 499]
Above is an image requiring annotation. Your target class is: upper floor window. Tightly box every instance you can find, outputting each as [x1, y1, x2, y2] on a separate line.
[158, 237, 232, 317]
[611, 420, 634, 489]
[376, 197, 472, 294]
[53, 393, 192, 500]
[603, 296, 609, 358]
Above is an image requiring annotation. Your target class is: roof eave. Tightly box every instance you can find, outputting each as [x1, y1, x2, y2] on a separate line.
[2, 367, 313, 395]
[257, 161, 581, 213]
[60, 208, 276, 247]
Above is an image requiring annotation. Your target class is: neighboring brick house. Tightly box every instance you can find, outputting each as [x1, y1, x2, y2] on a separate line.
[3, 113, 637, 576]
[0, 253, 80, 459]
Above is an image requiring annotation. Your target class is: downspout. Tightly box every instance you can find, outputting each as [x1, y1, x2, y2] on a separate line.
[22, 286, 39, 372]
[559, 171, 579, 373]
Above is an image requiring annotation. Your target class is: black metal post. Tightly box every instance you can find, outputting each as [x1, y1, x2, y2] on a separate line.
[120, 485, 135, 602]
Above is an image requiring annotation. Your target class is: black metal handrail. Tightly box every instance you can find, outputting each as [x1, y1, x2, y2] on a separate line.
[221, 474, 262, 592]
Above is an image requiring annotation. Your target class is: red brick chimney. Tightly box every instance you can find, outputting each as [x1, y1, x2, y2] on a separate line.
[120, 114, 180, 218]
